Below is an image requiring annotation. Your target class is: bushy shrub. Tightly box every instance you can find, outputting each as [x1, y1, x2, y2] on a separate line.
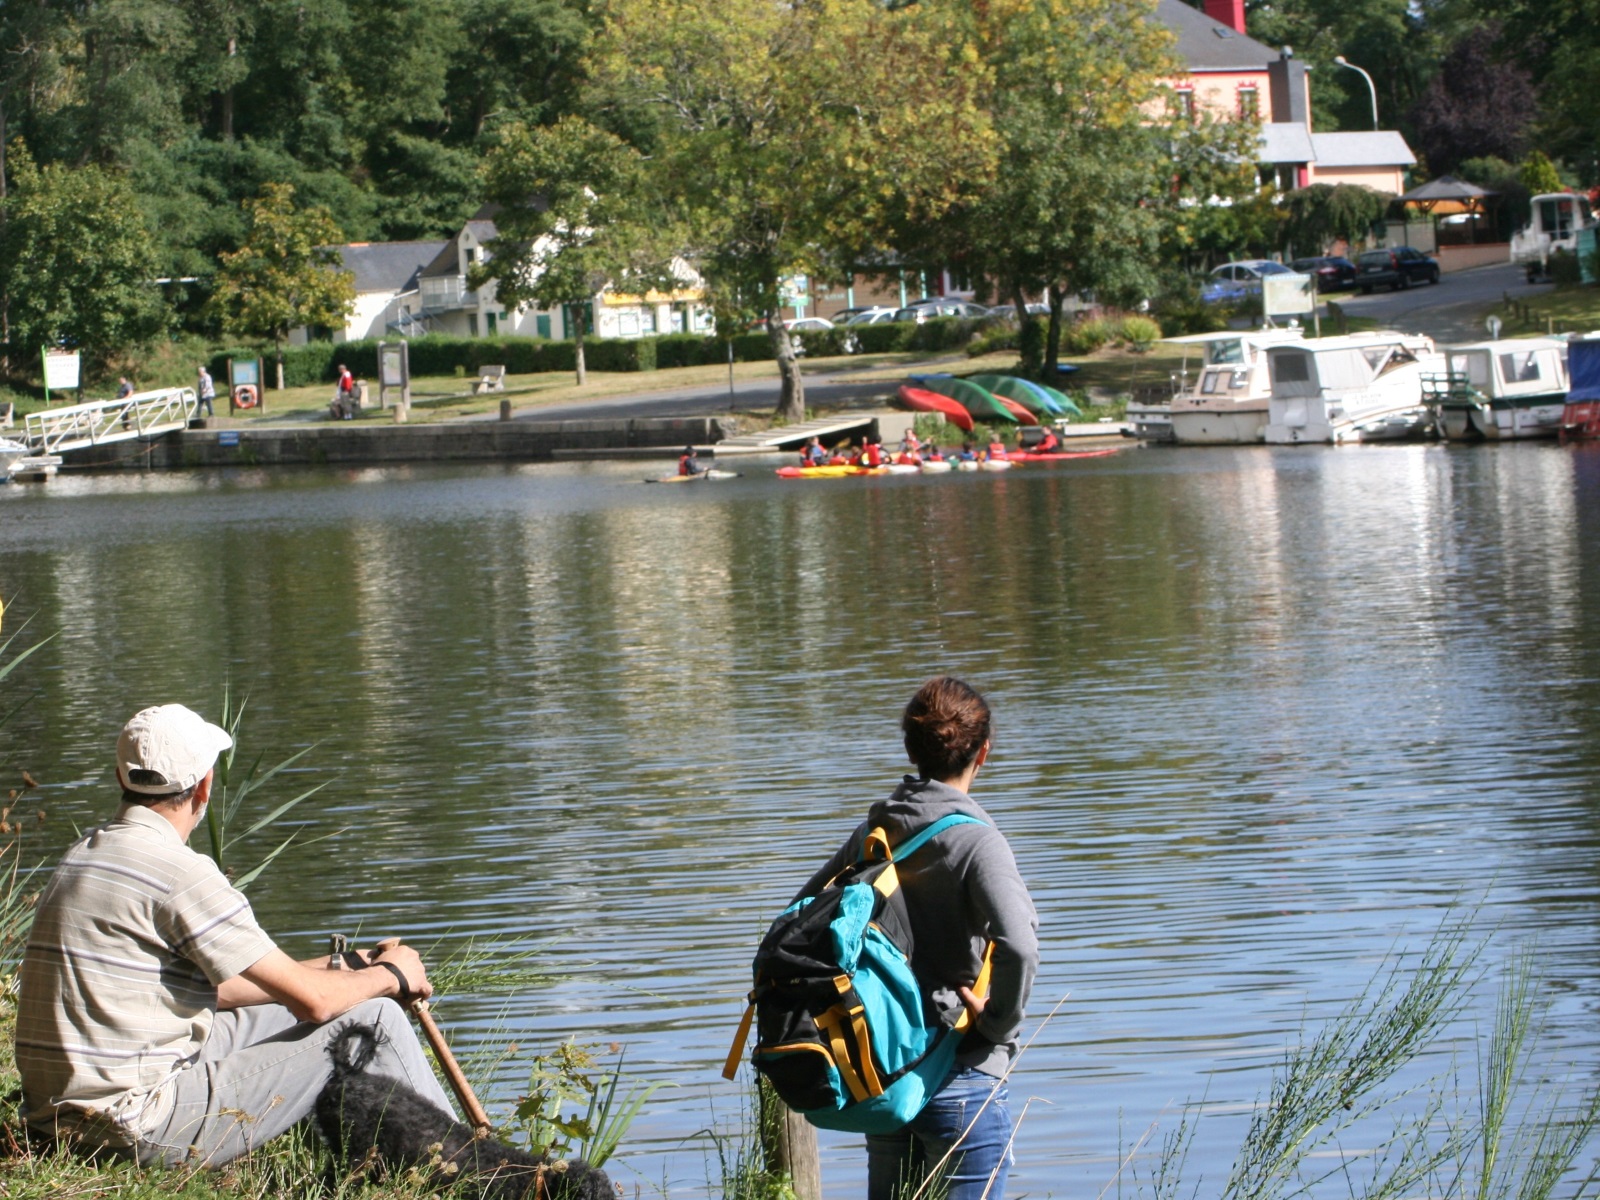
[1119, 315, 1163, 352]
[655, 333, 713, 368]
[908, 316, 984, 353]
[851, 322, 916, 354]
[794, 326, 849, 358]
[729, 332, 776, 362]
[967, 322, 1022, 357]
[1062, 318, 1115, 356]
[1548, 248, 1582, 286]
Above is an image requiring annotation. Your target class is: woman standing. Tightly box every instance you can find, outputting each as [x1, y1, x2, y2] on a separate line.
[797, 677, 1039, 1199]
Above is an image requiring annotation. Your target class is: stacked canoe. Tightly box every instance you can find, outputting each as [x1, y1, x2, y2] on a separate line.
[896, 374, 1083, 431]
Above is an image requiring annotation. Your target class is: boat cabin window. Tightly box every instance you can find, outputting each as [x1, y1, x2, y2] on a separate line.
[1448, 352, 1492, 388]
[1273, 353, 1310, 383]
[1498, 351, 1542, 383]
[1207, 339, 1245, 366]
[1200, 368, 1250, 394]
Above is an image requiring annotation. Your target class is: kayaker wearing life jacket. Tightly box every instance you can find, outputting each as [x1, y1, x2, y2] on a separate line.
[801, 437, 828, 466]
[901, 428, 922, 455]
[863, 437, 885, 468]
[986, 438, 1008, 461]
[1033, 427, 1059, 454]
[956, 443, 978, 462]
[679, 446, 705, 476]
[926, 443, 944, 462]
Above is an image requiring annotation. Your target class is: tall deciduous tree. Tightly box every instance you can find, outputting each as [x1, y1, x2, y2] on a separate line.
[1406, 23, 1533, 176]
[912, 0, 1235, 375]
[1280, 183, 1391, 256]
[0, 146, 167, 377]
[473, 115, 673, 385]
[209, 182, 355, 389]
[590, 0, 995, 422]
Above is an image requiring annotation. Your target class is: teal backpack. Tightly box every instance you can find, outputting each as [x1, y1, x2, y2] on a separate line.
[723, 814, 992, 1133]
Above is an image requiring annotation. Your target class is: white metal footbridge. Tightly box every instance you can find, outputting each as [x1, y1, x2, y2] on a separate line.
[22, 387, 198, 456]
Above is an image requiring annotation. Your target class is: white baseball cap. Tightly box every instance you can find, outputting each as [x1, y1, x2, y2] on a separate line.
[117, 704, 233, 797]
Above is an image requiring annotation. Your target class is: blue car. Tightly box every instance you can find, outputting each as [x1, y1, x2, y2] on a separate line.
[1201, 260, 1296, 304]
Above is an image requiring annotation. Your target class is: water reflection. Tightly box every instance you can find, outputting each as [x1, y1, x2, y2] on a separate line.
[4, 446, 1600, 1196]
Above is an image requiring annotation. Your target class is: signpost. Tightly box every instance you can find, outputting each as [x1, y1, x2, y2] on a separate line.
[1264, 273, 1317, 336]
[41, 349, 81, 405]
[229, 357, 264, 414]
[378, 340, 410, 414]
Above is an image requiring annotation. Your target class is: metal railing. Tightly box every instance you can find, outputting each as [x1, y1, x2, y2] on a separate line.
[24, 387, 197, 455]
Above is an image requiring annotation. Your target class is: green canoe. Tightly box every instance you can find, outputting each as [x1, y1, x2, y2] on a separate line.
[968, 374, 1063, 418]
[923, 377, 1017, 425]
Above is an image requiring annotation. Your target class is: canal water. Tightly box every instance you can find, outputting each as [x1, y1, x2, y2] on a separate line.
[4, 444, 1600, 1198]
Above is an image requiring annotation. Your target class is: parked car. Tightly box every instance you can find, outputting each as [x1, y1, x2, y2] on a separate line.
[783, 317, 835, 333]
[1356, 246, 1440, 293]
[1201, 260, 1296, 304]
[843, 307, 898, 326]
[1290, 256, 1357, 291]
[892, 299, 991, 323]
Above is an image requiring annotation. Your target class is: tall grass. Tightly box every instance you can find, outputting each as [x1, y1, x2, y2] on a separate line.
[1134, 916, 1600, 1200]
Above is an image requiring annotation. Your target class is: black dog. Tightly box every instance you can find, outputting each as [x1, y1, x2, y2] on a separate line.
[315, 1024, 616, 1200]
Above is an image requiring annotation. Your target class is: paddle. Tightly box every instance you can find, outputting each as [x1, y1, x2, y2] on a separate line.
[367, 936, 494, 1133]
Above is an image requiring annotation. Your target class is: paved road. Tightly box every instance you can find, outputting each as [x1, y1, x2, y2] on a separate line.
[1331, 260, 1549, 342]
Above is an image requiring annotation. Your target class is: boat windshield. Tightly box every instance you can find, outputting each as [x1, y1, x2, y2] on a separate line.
[1448, 351, 1492, 388]
[1207, 339, 1245, 366]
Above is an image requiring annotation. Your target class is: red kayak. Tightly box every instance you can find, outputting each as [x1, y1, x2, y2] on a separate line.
[995, 397, 1038, 425]
[1007, 447, 1125, 462]
[896, 385, 975, 432]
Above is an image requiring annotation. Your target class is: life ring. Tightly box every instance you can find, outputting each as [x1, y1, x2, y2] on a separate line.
[233, 384, 258, 409]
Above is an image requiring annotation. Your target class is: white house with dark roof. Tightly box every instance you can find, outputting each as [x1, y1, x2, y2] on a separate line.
[292, 240, 446, 345]
[294, 206, 712, 344]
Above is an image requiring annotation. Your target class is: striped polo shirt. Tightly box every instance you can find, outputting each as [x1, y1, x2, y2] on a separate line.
[15, 803, 277, 1144]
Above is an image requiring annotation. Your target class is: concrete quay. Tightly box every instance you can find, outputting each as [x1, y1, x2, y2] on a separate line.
[59, 415, 737, 472]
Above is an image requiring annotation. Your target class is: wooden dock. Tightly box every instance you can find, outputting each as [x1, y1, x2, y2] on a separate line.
[711, 413, 887, 456]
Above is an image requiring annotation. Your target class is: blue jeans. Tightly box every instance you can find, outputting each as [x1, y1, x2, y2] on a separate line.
[866, 1067, 1014, 1200]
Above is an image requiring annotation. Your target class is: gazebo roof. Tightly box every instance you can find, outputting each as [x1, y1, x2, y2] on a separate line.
[1399, 175, 1497, 212]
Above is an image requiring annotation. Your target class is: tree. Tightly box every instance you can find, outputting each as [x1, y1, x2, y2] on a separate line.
[589, 0, 996, 422]
[908, 0, 1262, 375]
[1280, 183, 1392, 257]
[209, 182, 355, 389]
[473, 115, 672, 385]
[1406, 24, 1534, 176]
[1519, 150, 1563, 197]
[0, 146, 167, 377]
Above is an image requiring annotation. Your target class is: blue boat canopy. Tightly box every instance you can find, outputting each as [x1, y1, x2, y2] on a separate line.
[1568, 339, 1600, 403]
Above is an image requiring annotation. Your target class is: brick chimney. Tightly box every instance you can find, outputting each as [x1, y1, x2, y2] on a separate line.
[1204, 0, 1246, 33]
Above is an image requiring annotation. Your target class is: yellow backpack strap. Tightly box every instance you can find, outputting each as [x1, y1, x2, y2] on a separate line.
[952, 941, 995, 1034]
[862, 826, 893, 862]
[722, 991, 757, 1080]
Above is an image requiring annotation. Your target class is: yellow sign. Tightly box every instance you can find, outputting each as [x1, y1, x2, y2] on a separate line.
[600, 288, 705, 307]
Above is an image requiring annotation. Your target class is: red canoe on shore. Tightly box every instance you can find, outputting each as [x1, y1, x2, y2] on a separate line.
[896, 385, 975, 432]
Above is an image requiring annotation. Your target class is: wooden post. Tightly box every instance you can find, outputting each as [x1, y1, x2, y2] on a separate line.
[758, 1080, 822, 1200]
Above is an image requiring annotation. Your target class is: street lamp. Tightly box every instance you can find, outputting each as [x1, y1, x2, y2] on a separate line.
[1332, 56, 1379, 131]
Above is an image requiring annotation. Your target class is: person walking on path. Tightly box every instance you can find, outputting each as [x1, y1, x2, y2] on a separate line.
[14, 703, 456, 1167]
[195, 366, 216, 417]
[794, 677, 1039, 1199]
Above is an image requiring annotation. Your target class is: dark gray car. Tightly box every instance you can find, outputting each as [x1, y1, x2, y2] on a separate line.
[1356, 246, 1440, 293]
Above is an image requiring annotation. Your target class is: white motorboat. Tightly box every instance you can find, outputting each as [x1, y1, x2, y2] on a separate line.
[0, 437, 30, 480]
[1422, 338, 1569, 441]
[1166, 328, 1307, 444]
[1264, 332, 1444, 445]
[1511, 193, 1595, 281]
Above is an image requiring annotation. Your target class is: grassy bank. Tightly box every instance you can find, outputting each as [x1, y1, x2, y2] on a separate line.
[1500, 282, 1600, 335]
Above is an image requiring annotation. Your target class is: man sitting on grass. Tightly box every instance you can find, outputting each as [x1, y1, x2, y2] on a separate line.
[13, 703, 457, 1166]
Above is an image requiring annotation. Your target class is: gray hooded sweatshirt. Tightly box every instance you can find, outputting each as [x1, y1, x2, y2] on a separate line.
[795, 776, 1039, 1078]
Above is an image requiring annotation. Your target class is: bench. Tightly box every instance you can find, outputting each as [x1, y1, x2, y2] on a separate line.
[472, 365, 507, 394]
